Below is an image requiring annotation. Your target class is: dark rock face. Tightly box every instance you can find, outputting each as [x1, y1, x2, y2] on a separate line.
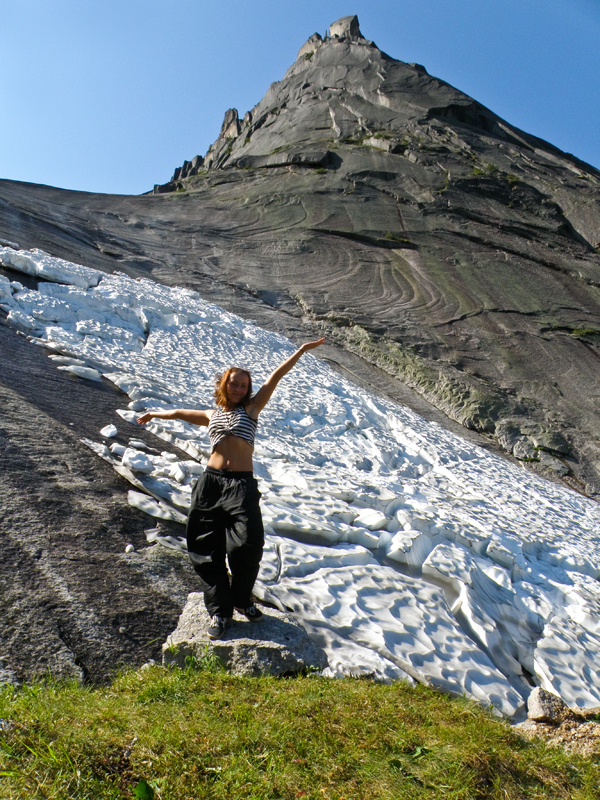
[0, 318, 199, 684]
[1, 14, 599, 504]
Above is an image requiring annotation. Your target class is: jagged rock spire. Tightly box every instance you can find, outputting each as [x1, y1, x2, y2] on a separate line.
[329, 15, 363, 40]
[220, 108, 241, 139]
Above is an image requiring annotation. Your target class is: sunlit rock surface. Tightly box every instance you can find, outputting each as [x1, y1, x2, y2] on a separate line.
[163, 593, 328, 676]
[1, 248, 599, 717]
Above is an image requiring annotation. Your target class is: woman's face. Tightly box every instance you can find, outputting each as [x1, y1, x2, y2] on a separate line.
[226, 370, 250, 404]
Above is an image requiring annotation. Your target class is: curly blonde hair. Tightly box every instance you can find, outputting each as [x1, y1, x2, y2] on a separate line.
[213, 367, 253, 408]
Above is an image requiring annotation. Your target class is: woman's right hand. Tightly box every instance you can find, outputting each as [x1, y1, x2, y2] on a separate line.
[137, 412, 153, 425]
[299, 337, 326, 353]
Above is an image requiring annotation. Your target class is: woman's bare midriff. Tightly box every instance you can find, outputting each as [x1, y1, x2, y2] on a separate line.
[207, 434, 254, 472]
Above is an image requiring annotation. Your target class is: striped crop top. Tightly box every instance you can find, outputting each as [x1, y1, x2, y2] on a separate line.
[208, 405, 258, 451]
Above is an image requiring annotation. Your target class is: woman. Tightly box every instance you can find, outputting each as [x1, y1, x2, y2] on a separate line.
[137, 337, 325, 639]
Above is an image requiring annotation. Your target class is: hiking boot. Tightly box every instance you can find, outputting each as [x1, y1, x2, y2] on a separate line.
[207, 615, 228, 640]
[235, 604, 263, 622]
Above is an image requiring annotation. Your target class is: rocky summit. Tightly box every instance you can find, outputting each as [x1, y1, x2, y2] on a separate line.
[1, 14, 599, 501]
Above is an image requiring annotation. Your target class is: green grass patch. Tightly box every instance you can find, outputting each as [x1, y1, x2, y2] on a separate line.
[339, 135, 368, 146]
[373, 131, 394, 140]
[571, 328, 600, 338]
[471, 162, 499, 177]
[385, 231, 411, 243]
[270, 145, 293, 154]
[0, 668, 598, 799]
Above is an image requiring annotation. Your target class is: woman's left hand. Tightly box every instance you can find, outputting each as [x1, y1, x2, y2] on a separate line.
[300, 337, 326, 352]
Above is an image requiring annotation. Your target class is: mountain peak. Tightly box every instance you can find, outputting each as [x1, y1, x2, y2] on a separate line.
[194, 15, 506, 174]
[160, 13, 599, 187]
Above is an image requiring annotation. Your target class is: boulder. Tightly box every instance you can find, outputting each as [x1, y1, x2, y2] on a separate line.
[329, 15, 363, 40]
[579, 706, 600, 720]
[163, 592, 328, 676]
[527, 687, 569, 723]
[537, 451, 570, 477]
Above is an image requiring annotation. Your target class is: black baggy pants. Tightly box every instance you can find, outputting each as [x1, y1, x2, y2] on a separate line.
[186, 467, 265, 618]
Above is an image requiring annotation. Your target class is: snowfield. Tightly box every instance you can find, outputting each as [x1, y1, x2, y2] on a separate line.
[2, 245, 600, 718]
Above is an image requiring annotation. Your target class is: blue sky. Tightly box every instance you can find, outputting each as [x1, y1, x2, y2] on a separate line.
[1, 0, 598, 195]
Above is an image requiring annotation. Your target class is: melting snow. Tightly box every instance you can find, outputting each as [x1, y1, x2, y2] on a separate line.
[2, 245, 600, 717]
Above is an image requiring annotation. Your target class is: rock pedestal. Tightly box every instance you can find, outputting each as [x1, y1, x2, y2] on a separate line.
[163, 593, 328, 676]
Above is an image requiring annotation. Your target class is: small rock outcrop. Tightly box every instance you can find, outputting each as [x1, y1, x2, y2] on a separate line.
[514, 687, 600, 757]
[153, 155, 204, 193]
[297, 32, 323, 60]
[173, 155, 203, 182]
[329, 15, 363, 40]
[162, 593, 328, 676]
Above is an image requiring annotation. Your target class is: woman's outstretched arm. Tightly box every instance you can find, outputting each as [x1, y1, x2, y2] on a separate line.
[248, 337, 325, 415]
[137, 408, 212, 427]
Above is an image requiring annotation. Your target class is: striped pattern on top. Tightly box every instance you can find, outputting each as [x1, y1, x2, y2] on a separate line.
[208, 405, 258, 451]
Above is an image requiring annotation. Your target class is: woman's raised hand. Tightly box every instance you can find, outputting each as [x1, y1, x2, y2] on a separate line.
[299, 337, 326, 353]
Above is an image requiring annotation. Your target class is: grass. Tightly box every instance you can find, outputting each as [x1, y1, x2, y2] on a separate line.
[0, 665, 598, 800]
[471, 162, 499, 177]
[571, 328, 600, 338]
[385, 232, 412, 243]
